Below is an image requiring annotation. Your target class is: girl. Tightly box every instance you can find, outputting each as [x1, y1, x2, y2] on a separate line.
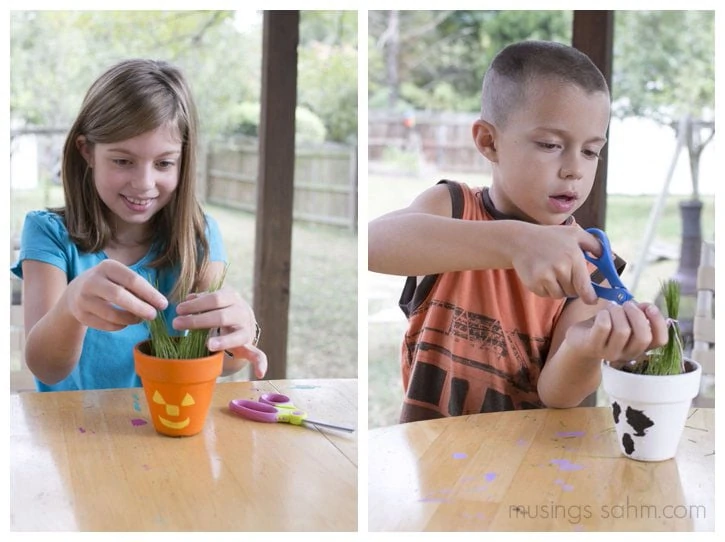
[11, 59, 267, 391]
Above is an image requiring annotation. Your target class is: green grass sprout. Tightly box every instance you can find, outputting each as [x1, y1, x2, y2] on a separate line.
[146, 265, 229, 359]
[642, 279, 685, 376]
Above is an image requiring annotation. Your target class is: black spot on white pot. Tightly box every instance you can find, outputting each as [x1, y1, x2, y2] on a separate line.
[625, 406, 654, 437]
[622, 433, 635, 455]
[612, 401, 621, 424]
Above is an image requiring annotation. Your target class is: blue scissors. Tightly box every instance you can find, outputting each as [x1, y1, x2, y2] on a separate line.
[583, 228, 634, 305]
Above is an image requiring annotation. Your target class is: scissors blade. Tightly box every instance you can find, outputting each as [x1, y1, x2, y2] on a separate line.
[303, 418, 355, 433]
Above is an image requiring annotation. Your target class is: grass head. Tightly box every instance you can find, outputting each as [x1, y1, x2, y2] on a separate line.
[643, 279, 685, 376]
[146, 264, 229, 359]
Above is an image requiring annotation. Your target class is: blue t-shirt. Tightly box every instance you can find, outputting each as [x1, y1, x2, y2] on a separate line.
[11, 210, 227, 392]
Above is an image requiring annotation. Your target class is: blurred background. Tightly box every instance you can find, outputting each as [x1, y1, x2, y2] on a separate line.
[367, 10, 715, 428]
[9, 10, 358, 389]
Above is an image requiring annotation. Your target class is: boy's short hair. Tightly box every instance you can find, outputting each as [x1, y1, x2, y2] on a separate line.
[481, 40, 609, 127]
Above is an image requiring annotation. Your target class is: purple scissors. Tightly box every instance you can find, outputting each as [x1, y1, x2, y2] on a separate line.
[228, 393, 355, 433]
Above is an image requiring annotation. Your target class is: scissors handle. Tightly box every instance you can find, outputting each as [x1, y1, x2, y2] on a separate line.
[228, 399, 307, 425]
[584, 228, 634, 305]
[259, 393, 296, 409]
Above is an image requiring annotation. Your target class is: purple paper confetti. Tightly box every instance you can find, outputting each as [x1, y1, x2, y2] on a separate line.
[418, 497, 450, 503]
[484, 472, 496, 482]
[555, 479, 574, 492]
[131, 418, 148, 427]
[556, 431, 585, 438]
[551, 459, 584, 471]
[452, 452, 468, 460]
[78, 427, 86, 433]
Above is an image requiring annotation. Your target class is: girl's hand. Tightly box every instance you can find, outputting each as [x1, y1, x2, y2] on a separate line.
[173, 286, 267, 378]
[564, 301, 669, 366]
[64, 259, 168, 331]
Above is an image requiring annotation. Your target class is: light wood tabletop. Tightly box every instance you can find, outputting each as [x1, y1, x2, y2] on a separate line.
[369, 407, 714, 532]
[10, 378, 357, 532]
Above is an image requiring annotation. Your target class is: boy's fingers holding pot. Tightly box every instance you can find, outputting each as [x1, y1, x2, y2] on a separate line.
[589, 309, 613, 344]
[641, 303, 669, 348]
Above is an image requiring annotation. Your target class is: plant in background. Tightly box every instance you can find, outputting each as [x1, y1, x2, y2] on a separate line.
[628, 279, 685, 376]
[146, 266, 228, 359]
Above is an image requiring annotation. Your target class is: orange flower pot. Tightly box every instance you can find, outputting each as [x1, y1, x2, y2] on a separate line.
[133, 339, 223, 437]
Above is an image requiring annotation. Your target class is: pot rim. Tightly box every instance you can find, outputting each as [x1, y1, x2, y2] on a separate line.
[602, 358, 701, 378]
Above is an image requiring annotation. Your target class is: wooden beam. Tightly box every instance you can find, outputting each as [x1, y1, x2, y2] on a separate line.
[572, 10, 614, 230]
[571, 11, 614, 409]
[253, 11, 299, 380]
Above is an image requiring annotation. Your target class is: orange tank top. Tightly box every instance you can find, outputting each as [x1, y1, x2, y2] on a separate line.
[398, 181, 621, 423]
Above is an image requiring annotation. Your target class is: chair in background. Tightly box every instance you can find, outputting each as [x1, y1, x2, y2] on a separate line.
[691, 240, 715, 408]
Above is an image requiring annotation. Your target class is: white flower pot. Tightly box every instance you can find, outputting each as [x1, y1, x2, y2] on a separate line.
[600, 359, 702, 462]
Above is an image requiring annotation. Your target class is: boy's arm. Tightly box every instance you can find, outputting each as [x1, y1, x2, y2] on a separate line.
[537, 298, 606, 407]
[368, 183, 601, 303]
[538, 297, 668, 408]
[369, 184, 524, 275]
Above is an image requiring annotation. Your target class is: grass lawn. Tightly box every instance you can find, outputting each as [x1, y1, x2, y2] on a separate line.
[10, 185, 357, 382]
[367, 171, 715, 429]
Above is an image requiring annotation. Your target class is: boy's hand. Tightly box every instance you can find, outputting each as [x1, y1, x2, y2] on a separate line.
[510, 225, 602, 304]
[64, 259, 168, 331]
[564, 301, 669, 365]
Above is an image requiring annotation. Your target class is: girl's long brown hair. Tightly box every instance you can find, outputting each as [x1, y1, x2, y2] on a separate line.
[55, 59, 209, 301]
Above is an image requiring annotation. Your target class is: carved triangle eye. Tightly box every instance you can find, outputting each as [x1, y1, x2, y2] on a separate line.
[181, 393, 195, 407]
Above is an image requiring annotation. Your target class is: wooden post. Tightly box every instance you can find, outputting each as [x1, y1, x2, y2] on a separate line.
[572, 10, 614, 230]
[572, 11, 614, 408]
[253, 11, 299, 380]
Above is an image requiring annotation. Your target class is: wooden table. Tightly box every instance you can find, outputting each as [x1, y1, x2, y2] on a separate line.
[369, 407, 714, 531]
[10, 379, 357, 531]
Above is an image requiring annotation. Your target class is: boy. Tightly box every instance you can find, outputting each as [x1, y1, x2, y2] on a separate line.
[368, 40, 668, 423]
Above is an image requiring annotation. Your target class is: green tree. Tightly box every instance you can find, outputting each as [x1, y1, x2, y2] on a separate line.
[613, 10, 714, 199]
[298, 11, 358, 143]
[612, 11, 714, 125]
[10, 10, 358, 144]
[369, 10, 570, 112]
[10, 11, 259, 140]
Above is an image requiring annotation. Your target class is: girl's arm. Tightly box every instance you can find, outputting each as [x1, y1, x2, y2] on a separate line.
[22, 259, 168, 385]
[22, 261, 88, 385]
[538, 298, 668, 408]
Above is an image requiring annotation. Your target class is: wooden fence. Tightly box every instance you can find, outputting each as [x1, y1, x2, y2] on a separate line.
[204, 139, 358, 230]
[368, 110, 491, 174]
[9, 129, 357, 231]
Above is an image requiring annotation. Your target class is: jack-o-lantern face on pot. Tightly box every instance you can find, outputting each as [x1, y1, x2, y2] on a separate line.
[152, 390, 195, 430]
